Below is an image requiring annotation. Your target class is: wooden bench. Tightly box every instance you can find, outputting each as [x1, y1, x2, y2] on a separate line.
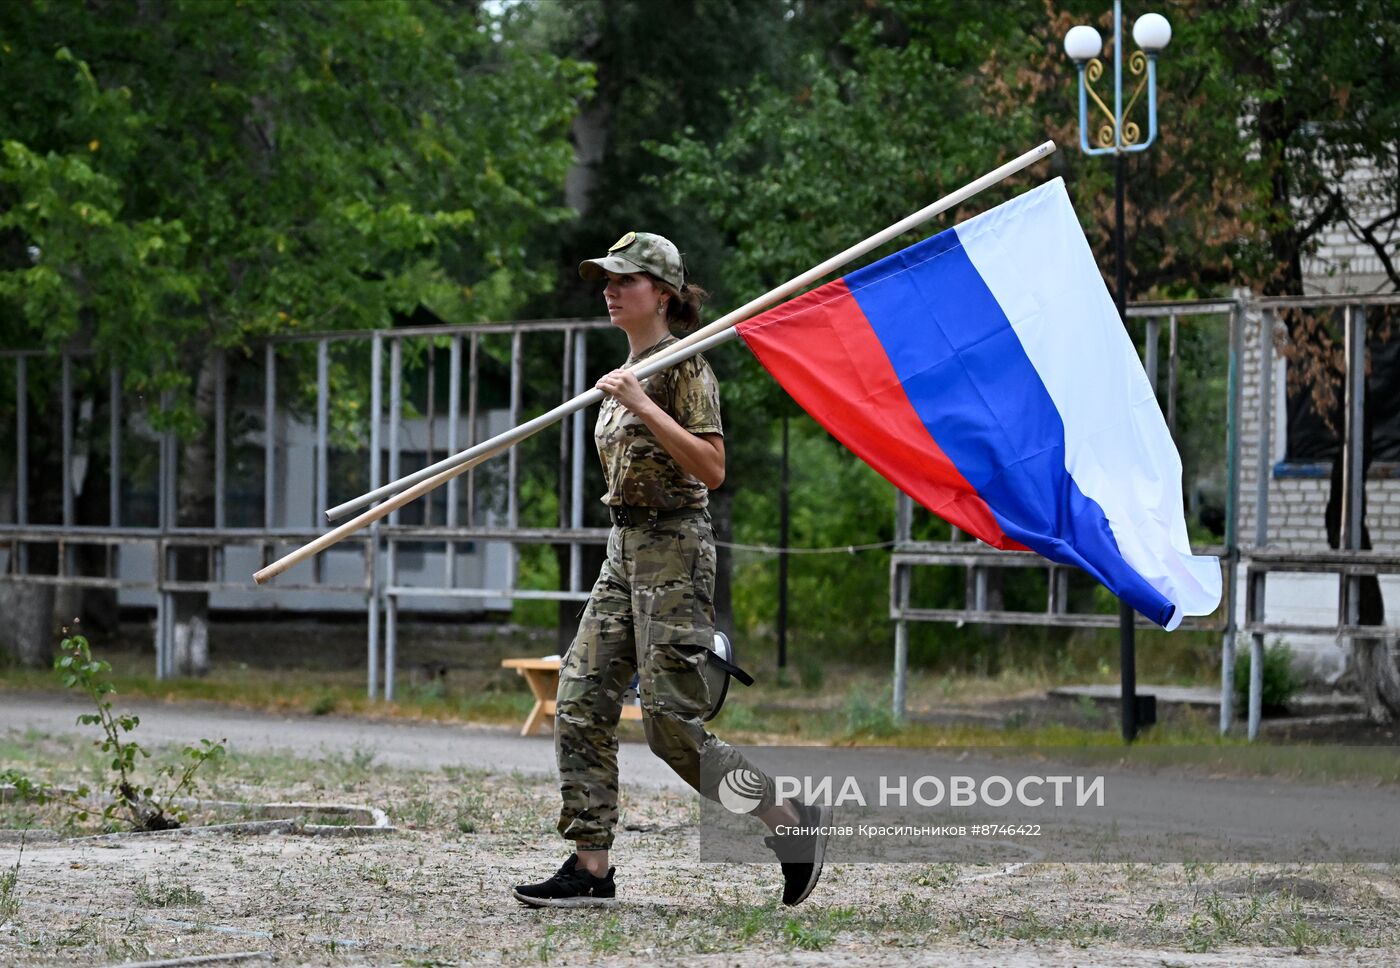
[501, 657, 643, 737]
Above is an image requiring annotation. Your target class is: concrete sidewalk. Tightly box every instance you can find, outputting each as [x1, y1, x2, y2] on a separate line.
[0, 690, 687, 791]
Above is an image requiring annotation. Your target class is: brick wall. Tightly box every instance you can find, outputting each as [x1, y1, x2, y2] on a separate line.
[1235, 309, 1400, 552]
[1234, 302, 1400, 683]
[1299, 161, 1391, 295]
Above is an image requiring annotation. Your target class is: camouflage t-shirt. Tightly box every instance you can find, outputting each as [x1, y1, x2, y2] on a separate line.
[595, 335, 723, 510]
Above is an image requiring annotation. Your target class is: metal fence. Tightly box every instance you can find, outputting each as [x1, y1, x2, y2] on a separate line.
[1237, 292, 1400, 736]
[1, 319, 615, 697]
[6, 292, 1399, 733]
[889, 291, 1400, 737]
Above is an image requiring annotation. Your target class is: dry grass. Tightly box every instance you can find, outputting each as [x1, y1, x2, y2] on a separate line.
[0, 732, 1397, 965]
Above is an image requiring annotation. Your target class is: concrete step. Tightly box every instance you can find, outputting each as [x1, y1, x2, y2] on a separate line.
[1047, 684, 1364, 714]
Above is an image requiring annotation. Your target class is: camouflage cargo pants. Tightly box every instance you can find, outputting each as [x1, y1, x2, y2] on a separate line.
[555, 508, 773, 849]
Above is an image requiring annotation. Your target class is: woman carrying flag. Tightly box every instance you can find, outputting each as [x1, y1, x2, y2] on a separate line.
[512, 231, 830, 909]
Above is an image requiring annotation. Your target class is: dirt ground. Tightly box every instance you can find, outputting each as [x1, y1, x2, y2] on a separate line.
[3, 619, 1397, 965]
[2, 732, 1398, 967]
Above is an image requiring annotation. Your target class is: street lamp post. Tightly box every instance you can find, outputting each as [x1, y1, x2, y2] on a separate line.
[1064, 3, 1171, 743]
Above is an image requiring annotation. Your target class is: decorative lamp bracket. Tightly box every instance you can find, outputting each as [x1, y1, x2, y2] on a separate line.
[1069, 3, 1165, 156]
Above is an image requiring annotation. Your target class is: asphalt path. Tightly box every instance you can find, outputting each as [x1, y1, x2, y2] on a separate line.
[0, 690, 685, 790]
[4, 691, 1399, 863]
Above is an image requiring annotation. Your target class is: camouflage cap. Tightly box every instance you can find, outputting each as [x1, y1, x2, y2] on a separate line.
[579, 231, 685, 291]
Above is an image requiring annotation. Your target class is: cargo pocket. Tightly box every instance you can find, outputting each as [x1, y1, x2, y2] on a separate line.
[648, 640, 712, 719]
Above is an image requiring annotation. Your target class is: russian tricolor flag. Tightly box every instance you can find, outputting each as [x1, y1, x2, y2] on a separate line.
[735, 177, 1221, 630]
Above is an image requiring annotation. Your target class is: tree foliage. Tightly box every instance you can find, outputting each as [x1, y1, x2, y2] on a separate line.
[644, 0, 1397, 660]
[655, 0, 1396, 307]
[0, 0, 592, 431]
[3, 0, 1395, 672]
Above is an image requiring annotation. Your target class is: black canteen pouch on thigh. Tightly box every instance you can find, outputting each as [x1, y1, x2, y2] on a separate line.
[702, 631, 754, 722]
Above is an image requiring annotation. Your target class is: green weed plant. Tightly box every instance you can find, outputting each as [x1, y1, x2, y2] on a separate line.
[0, 841, 20, 922]
[0, 634, 225, 831]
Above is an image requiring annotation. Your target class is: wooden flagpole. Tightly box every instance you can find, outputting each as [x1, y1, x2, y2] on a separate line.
[254, 440, 509, 584]
[255, 140, 1056, 584]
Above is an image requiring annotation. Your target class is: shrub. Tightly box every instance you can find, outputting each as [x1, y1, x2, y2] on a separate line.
[841, 688, 900, 738]
[796, 653, 825, 692]
[1232, 642, 1300, 715]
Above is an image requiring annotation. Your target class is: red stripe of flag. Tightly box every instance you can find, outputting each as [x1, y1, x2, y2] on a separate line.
[736, 279, 1023, 550]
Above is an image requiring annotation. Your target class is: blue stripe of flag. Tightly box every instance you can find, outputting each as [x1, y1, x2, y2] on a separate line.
[844, 227, 1174, 627]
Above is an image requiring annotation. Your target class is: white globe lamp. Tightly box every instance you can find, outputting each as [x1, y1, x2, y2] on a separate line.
[1132, 12, 1171, 53]
[1064, 25, 1103, 63]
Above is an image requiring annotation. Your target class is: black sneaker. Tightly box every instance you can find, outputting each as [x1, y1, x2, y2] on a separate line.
[512, 853, 617, 908]
[763, 801, 833, 907]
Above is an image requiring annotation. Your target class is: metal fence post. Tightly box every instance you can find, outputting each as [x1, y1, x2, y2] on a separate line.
[571, 330, 587, 592]
[891, 491, 913, 720]
[1243, 301, 1275, 742]
[367, 333, 383, 699]
[61, 353, 74, 528]
[109, 368, 122, 528]
[214, 350, 226, 531]
[425, 342, 436, 526]
[1144, 316, 1159, 394]
[388, 337, 402, 527]
[446, 334, 461, 587]
[385, 537, 397, 702]
[1167, 313, 1179, 434]
[1342, 305, 1367, 715]
[558, 330, 572, 534]
[508, 330, 522, 592]
[1247, 567, 1264, 741]
[264, 342, 276, 531]
[467, 333, 479, 528]
[1221, 297, 1245, 735]
[316, 339, 330, 531]
[156, 540, 170, 680]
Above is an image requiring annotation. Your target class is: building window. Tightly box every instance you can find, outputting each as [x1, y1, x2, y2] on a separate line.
[1278, 307, 1400, 478]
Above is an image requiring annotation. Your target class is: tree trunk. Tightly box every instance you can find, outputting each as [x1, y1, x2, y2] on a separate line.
[170, 350, 220, 676]
[53, 584, 83, 635]
[1324, 379, 1398, 722]
[1353, 639, 1400, 724]
[565, 93, 610, 216]
[0, 580, 55, 668]
[172, 591, 210, 676]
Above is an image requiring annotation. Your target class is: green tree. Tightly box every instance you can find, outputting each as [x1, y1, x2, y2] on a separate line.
[1184, 0, 1400, 719]
[0, 0, 591, 671]
[518, 0, 839, 639]
[653, 0, 1050, 660]
[649, 0, 1397, 669]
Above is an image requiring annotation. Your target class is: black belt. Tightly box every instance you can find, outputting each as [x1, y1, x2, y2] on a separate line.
[609, 505, 703, 528]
